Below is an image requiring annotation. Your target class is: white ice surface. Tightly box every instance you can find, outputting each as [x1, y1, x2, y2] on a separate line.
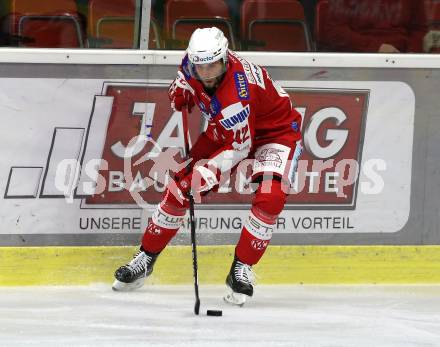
[1, 285, 440, 347]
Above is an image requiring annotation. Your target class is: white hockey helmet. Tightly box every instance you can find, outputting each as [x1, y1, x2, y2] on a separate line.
[187, 27, 229, 67]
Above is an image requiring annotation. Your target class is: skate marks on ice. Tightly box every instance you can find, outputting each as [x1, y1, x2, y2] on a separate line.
[1, 285, 440, 346]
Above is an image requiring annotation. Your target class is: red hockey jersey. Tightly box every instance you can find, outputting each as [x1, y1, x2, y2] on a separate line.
[179, 50, 302, 174]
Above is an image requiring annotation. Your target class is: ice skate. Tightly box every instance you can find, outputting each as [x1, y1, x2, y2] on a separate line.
[224, 256, 256, 306]
[112, 249, 158, 292]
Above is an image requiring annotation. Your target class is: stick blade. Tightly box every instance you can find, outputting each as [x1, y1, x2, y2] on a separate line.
[194, 299, 200, 315]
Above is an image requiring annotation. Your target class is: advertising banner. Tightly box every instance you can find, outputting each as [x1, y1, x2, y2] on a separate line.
[0, 79, 414, 235]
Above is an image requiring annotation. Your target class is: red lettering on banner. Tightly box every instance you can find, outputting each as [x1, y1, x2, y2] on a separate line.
[85, 84, 368, 209]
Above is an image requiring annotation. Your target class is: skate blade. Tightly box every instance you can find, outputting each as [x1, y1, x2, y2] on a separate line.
[223, 289, 247, 307]
[112, 278, 145, 292]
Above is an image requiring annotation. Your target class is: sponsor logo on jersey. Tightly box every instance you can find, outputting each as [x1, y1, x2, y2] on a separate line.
[250, 63, 265, 89]
[238, 58, 256, 85]
[220, 104, 250, 129]
[256, 148, 284, 168]
[230, 51, 254, 84]
[234, 72, 250, 100]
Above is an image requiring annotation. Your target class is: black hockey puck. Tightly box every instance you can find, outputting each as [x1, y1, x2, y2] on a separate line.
[206, 309, 222, 317]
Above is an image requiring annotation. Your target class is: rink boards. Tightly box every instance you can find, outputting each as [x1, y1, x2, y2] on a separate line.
[1, 245, 440, 285]
[0, 51, 440, 284]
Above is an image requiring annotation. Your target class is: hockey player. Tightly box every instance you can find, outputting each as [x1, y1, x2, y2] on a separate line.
[113, 27, 302, 305]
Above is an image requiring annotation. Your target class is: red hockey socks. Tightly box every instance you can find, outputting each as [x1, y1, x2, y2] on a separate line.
[235, 180, 286, 265]
[141, 203, 185, 254]
[235, 209, 275, 265]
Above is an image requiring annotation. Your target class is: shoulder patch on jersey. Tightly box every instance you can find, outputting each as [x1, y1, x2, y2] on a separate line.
[234, 72, 250, 100]
[210, 96, 221, 116]
[250, 63, 265, 89]
[291, 121, 299, 132]
[220, 102, 251, 129]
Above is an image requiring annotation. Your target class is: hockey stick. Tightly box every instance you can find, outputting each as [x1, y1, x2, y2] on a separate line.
[181, 105, 200, 315]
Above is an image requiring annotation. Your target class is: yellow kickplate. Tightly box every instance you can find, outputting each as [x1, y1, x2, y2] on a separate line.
[1, 245, 440, 286]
